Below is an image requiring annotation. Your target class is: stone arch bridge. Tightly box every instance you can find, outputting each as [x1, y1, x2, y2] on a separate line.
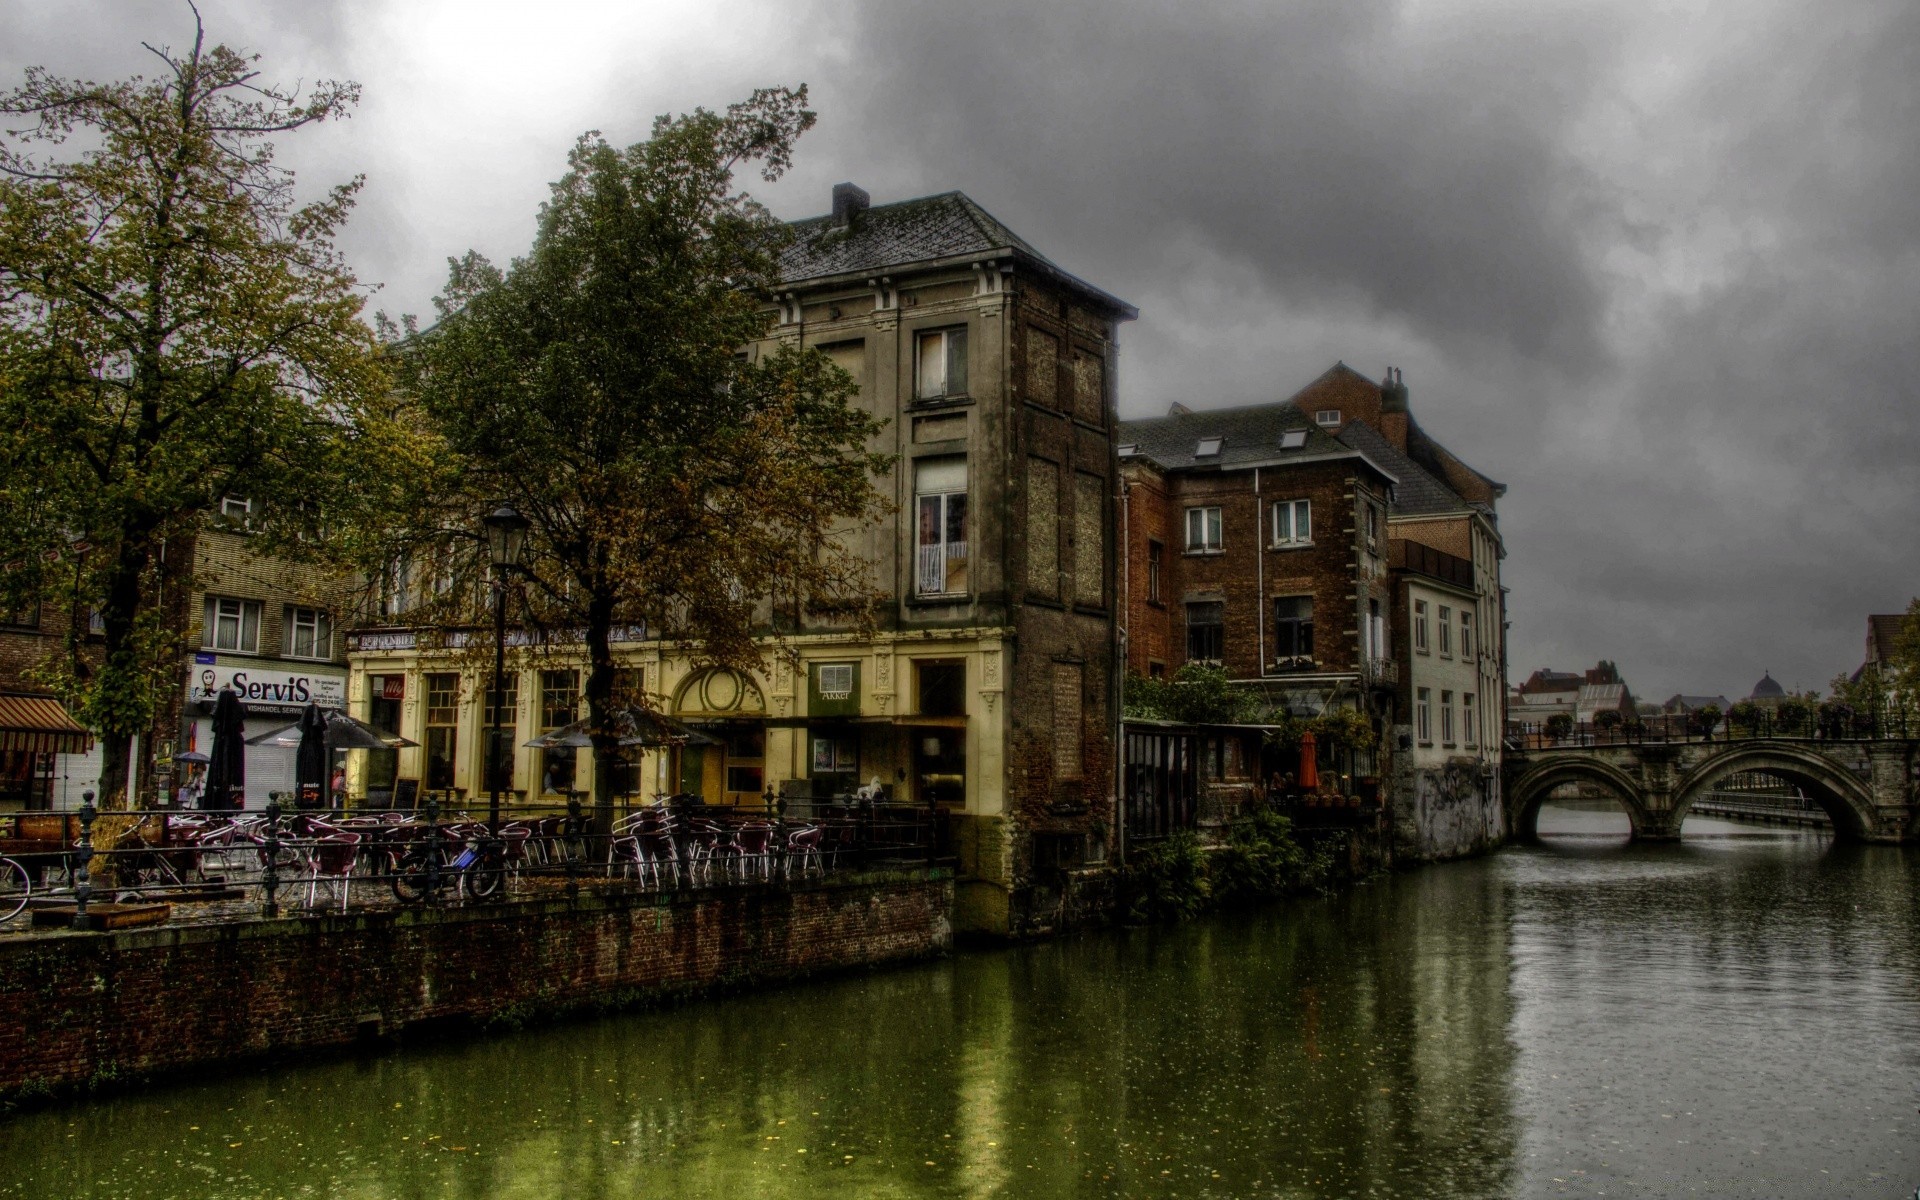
[1503, 737, 1919, 843]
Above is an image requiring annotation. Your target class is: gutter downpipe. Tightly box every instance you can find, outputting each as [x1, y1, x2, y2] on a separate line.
[1255, 468, 1266, 681]
[1115, 474, 1129, 867]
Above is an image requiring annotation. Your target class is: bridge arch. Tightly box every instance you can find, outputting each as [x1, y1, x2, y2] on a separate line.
[1671, 742, 1877, 841]
[1509, 757, 1655, 842]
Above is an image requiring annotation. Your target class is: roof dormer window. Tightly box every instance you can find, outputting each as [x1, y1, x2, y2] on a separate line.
[1278, 429, 1308, 449]
[1315, 409, 1342, 427]
[1195, 436, 1223, 457]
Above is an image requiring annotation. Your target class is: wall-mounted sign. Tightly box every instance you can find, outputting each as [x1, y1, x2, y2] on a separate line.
[188, 661, 347, 713]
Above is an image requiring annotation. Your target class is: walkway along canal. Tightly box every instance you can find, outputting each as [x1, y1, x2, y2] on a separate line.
[1, 803, 1913, 1198]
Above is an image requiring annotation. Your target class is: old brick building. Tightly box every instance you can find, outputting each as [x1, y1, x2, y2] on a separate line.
[1119, 362, 1509, 860]
[346, 185, 1135, 937]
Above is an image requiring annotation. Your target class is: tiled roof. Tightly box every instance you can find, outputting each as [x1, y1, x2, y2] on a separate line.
[780, 191, 1135, 315]
[1867, 614, 1906, 663]
[1117, 401, 1370, 473]
[1336, 420, 1469, 516]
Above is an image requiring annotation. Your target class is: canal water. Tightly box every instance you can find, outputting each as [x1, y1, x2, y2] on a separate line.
[2, 802, 1915, 1199]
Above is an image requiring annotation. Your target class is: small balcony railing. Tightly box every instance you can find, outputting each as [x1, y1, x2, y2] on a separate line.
[916, 541, 967, 597]
[1362, 657, 1399, 687]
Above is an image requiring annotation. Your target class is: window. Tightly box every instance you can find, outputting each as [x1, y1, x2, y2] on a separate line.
[1147, 539, 1163, 603]
[1278, 429, 1309, 450]
[811, 732, 858, 775]
[285, 606, 333, 660]
[539, 670, 578, 794]
[1186, 601, 1224, 664]
[1315, 409, 1342, 427]
[1271, 499, 1311, 546]
[1195, 436, 1223, 457]
[915, 326, 968, 400]
[1366, 504, 1380, 549]
[1185, 506, 1222, 552]
[724, 726, 766, 796]
[1441, 691, 1455, 745]
[1463, 693, 1478, 747]
[817, 662, 854, 699]
[1438, 606, 1452, 657]
[2, 601, 40, 629]
[1414, 600, 1429, 654]
[1272, 596, 1314, 669]
[1368, 598, 1385, 662]
[1148, 660, 1166, 679]
[425, 673, 459, 790]
[916, 660, 966, 716]
[1460, 608, 1474, 661]
[219, 495, 254, 524]
[202, 596, 261, 653]
[482, 672, 519, 792]
[915, 457, 970, 596]
[1417, 688, 1432, 744]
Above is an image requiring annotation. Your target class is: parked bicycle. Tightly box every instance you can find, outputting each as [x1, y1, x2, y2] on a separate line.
[0, 855, 29, 922]
[389, 825, 505, 903]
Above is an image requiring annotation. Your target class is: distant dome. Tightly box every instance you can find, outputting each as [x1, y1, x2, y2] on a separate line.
[1749, 672, 1785, 700]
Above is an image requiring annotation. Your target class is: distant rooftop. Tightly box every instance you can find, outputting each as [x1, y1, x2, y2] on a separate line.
[1117, 399, 1382, 475]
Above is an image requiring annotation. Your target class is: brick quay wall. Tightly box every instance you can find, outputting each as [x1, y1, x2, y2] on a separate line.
[0, 869, 952, 1105]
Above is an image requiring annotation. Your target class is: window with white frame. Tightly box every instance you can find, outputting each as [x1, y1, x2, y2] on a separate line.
[1365, 503, 1380, 549]
[915, 327, 968, 400]
[1416, 687, 1432, 744]
[203, 596, 261, 653]
[1463, 693, 1478, 747]
[1438, 605, 1453, 657]
[914, 457, 969, 596]
[1414, 600, 1430, 653]
[285, 606, 332, 660]
[1441, 690, 1455, 745]
[1460, 607, 1474, 661]
[1271, 498, 1311, 546]
[1315, 409, 1341, 427]
[1368, 598, 1385, 662]
[1185, 505, 1222, 552]
[1195, 436, 1223, 457]
[219, 495, 254, 523]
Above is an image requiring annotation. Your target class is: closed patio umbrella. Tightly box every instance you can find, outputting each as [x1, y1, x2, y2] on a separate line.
[1297, 730, 1320, 792]
[294, 702, 329, 807]
[203, 687, 247, 811]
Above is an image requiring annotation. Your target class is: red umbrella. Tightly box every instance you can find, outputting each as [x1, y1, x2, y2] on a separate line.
[1297, 730, 1320, 791]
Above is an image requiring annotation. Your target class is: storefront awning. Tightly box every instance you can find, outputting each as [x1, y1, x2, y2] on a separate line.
[0, 693, 92, 755]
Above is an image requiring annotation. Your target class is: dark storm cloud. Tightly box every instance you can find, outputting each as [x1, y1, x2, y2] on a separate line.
[5, 0, 1916, 699]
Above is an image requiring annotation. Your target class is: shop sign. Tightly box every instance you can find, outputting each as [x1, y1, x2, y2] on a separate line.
[189, 662, 347, 712]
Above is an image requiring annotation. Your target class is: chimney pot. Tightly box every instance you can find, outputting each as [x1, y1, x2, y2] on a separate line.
[831, 182, 870, 229]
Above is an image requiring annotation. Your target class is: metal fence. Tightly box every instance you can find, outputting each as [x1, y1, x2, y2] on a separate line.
[1504, 709, 1919, 751]
[0, 791, 941, 931]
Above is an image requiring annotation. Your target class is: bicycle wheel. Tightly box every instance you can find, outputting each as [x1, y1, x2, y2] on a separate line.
[389, 844, 442, 903]
[0, 858, 30, 922]
[464, 861, 504, 900]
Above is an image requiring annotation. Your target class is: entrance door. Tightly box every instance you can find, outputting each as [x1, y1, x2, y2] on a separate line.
[366, 675, 403, 797]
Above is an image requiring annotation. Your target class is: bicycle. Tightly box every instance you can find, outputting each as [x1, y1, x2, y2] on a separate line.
[389, 825, 505, 903]
[0, 855, 31, 922]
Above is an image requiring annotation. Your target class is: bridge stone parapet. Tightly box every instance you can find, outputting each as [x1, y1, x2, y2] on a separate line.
[1503, 738, 1918, 844]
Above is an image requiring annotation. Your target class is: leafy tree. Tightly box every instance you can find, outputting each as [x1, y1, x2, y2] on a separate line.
[385, 88, 889, 843]
[1544, 712, 1574, 741]
[1122, 663, 1264, 725]
[1686, 703, 1721, 738]
[1727, 699, 1763, 737]
[0, 14, 381, 804]
[1774, 692, 1817, 736]
[1828, 597, 1920, 735]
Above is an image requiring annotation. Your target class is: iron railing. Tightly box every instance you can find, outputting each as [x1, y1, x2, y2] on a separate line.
[1504, 709, 1918, 751]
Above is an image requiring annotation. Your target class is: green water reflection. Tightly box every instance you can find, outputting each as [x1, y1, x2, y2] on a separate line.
[2, 804, 1914, 1199]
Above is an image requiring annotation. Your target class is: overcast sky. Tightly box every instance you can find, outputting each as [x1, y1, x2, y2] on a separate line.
[7, 0, 1915, 702]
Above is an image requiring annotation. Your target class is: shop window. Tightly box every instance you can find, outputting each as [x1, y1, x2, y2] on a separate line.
[367, 674, 404, 794]
[481, 672, 518, 793]
[724, 725, 765, 796]
[424, 673, 459, 790]
[539, 669, 578, 794]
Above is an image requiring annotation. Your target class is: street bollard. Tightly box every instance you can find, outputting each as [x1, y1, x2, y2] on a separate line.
[262, 795, 283, 917]
[71, 791, 97, 930]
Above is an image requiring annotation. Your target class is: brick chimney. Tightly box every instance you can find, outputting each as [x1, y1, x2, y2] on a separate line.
[1379, 366, 1409, 453]
[831, 182, 870, 229]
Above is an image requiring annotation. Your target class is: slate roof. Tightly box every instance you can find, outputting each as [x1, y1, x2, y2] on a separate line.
[1117, 401, 1380, 475]
[1662, 694, 1731, 713]
[1335, 419, 1470, 516]
[780, 191, 1135, 315]
[1867, 614, 1906, 664]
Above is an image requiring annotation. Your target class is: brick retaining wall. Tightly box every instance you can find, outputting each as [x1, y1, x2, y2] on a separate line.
[0, 869, 952, 1104]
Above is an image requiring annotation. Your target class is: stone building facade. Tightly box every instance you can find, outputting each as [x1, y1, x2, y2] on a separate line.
[345, 185, 1135, 938]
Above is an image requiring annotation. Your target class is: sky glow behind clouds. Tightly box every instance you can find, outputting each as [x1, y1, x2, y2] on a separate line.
[6, 0, 1915, 702]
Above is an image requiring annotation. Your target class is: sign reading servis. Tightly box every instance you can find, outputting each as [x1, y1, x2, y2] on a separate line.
[188, 660, 347, 713]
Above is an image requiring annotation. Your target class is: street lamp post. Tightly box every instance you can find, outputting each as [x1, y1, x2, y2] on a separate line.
[483, 503, 529, 830]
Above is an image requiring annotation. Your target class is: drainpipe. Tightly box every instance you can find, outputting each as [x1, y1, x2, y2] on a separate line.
[1116, 475, 1130, 866]
[1255, 468, 1266, 679]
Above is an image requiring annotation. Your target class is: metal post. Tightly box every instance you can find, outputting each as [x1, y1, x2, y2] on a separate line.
[71, 791, 96, 930]
[490, 569, 507, 831]
[423, 795, 441, 904]
[262, 795, 282, 917]
[771, 792, 787, 883]
[565, 795, 582, 898]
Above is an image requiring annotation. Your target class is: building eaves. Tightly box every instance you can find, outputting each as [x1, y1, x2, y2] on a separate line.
[1117, 399, 1392, 482]
[1336, 420, 1469, 516]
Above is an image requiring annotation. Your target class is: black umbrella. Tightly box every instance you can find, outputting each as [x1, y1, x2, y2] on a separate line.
[203, 687, 247, 811]
[294, 702, 329, 808]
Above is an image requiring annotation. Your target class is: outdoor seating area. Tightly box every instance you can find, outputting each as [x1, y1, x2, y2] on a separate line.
[0, 792, 944, 932]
